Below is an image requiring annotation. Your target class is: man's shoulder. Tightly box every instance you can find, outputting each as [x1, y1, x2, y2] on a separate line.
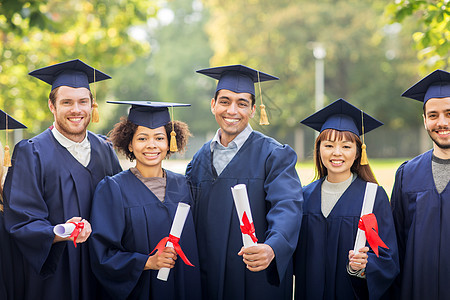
[87, 131, 114, 148]
[400, 150, 432, 172]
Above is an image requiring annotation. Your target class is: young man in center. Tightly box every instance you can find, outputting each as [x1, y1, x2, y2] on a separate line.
[186, 65, 303, 300]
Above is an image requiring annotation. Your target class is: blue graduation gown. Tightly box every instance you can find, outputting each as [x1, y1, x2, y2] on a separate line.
[390, 150, 450, 300]
[89, 169, 201, 300]
[2, 129, 122, 300]
[186, 131, 303, 300]
[294, 177, 399, 300]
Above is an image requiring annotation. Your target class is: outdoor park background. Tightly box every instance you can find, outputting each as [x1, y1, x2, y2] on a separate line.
[1, 0, 449, 196]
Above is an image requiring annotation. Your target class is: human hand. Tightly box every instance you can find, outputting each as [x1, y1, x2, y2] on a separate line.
[238, 243, 275, 272]
[145, 247, 178, 270]
[348, 246, 369, 271]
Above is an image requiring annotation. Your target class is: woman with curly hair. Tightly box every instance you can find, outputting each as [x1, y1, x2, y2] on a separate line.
[294, 99, 398, 300]
[89, 101, 201, 300]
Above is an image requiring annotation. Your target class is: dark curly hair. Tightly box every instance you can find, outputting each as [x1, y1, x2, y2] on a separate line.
[108, 117, 191, 162]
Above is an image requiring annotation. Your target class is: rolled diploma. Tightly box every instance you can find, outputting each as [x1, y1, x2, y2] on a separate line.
[353, 182, 378, 255]
[231, 184, 257, 248]
[157, 202, 191, 281]
[53, 223, 76, 238]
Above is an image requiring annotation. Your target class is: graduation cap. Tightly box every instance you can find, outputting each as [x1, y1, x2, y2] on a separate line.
[107, 101, 191, 152]
[196, 64, 279, 125]
[0, 109, 27, 167]
[402, 69, 450, 105]
[300, 98, 383, 165]
[29, 59, 111, 123]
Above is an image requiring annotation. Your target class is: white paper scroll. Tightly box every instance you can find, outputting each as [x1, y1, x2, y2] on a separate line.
[157, 202, 191, 281]
[53, 223, 76, 238]
[231, 184, 257, 248]
[353, 182, 378, 255]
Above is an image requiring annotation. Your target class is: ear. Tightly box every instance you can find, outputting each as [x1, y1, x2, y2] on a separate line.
[422, 114, 427, 130]
[48, 99, 56, 114]
[128, 142, 133, 153]
[250, 104, 256, 119]
[210, 97, 216, 115]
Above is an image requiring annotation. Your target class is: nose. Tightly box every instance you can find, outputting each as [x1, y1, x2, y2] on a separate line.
[332, 146, 342, 155]
[146, 138, 157, 148]
[436, 113, 449, 127]
[70, 102, 82, 113]
[227, 102, 238, 114]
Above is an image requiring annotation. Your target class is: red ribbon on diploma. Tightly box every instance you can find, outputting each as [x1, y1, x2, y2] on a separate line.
[150, 234, 194, 267]
[358, 213, 389, 257]
[240, 211, 258, 243]
[69, 222, 84, 248]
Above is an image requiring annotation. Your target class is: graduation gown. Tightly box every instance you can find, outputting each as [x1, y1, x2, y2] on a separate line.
[186, 131, 303, 300]
[294, 176, 399, 300]
[89, 169, 201, 300]
[2, 129, 122, 300]
[390, 150, 450, 300]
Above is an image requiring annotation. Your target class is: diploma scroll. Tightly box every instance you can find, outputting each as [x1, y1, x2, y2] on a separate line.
[157, 202, 191, 281]
[53, 223, 76, 238]
[353, 182, 378, 255]
[231, 184, 258, 248]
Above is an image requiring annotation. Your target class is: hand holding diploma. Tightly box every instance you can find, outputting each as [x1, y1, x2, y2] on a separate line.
[238, 243, 275, 272]
[348, 246, 369, 271]
[53, 217, 92, 247]
[149, 202, 194, 281]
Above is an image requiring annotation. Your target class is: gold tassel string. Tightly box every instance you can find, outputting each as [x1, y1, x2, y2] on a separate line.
[91, 69, 99, 123]
[4, 114, 11, 167]
[258, 71, 269, 125]
[169, 106, 178, 152]
[360, 110, 369, 165]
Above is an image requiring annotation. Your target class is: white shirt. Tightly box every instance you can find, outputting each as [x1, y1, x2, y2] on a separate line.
[51, 125, 91, 167]
[210, 124, 253, 176]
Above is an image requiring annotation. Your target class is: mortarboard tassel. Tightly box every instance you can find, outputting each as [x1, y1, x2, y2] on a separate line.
[257, 71, 269, 125]
[91, 68, 99, 123]
[91, 101, 99, 123]
[360, 110, 368, 165]
[169, 106, 178, 152]
[4, 115, 11, 167]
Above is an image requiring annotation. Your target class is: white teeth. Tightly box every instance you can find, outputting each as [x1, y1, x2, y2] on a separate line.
[438, 130, 450, 135]
[144, 153, 158, 158]
[224, 118, 239, 123]
[69, 117, 82, 122]
[331, 160, 343, 164]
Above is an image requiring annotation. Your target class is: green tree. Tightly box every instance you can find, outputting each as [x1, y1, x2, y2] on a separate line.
[385, 0, 450, 71]
[203, 0, 422, 157]
[0, 0, 158, 140]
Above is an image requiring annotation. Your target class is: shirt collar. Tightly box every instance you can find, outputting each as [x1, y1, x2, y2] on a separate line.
[51, 124, 89, 148]
[210, 124, 253, 152]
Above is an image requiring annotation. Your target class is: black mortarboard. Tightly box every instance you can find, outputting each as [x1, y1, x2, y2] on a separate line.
[300, 98, 383, 136]
[107, 101, 190, 129]
[29, 59, 111, 91]
[402, 69, 450, 105]
[0, 110, 27, 130]
[196, 64, 278, 96]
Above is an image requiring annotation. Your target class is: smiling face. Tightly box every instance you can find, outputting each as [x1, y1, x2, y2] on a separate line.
[128, 125, 168, 176]
[423, 97, 450, 158]
[48, 86, 92, 142]
[319, 130, 358, 183]
[211, 89, 256, 147]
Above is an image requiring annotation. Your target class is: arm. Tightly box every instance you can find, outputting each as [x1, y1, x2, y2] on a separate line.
[259, 145, 304, 283]
[89, 177, 154, 299]
[3, 140, 64, 277]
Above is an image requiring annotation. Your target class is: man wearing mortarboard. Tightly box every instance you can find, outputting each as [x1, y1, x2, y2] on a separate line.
[2, 59, 122, 300]
[186, 65, 303, 300]
[390, 70, 450, 300]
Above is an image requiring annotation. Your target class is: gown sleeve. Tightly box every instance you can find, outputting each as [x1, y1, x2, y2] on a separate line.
[262, 145, 304, 284]
[3, 140, 63, 277]
[89, 177, 149, 300]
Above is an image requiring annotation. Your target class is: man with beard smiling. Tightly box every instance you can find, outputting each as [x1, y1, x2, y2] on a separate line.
[390, 69, 450, 300]
[186, 65, 303, 300]
[2, 59, 122, 300]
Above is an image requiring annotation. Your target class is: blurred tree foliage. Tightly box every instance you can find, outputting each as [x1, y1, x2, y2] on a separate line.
[202, 0, 425, 157]
[386, 0, 450, 71]
[102, 0, 215, 141]
[0, 0, 157, 138]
